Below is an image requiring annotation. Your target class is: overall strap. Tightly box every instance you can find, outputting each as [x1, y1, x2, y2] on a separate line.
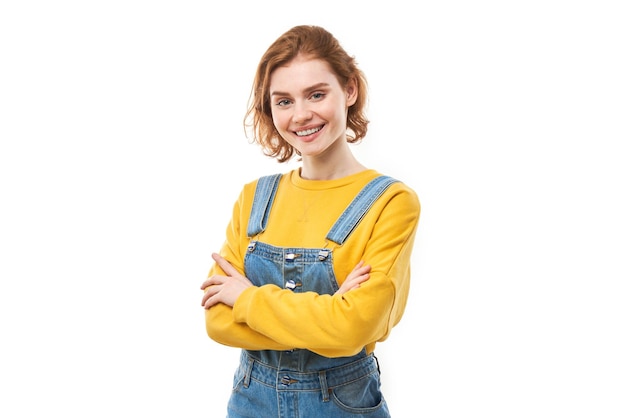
[246, 173, 283, 238]
[326, 176, 398, 245]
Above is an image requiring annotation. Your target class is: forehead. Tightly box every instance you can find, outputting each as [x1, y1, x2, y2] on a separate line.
[269, 56, 340, 92]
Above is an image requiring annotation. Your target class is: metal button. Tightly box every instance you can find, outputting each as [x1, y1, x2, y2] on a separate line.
[280, 375, 298, 385]
[318, 249, 330, 260]
[285, 280, 302, 290]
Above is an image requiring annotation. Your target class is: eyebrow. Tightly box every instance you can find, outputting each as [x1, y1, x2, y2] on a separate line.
[270, 82, 330, 98]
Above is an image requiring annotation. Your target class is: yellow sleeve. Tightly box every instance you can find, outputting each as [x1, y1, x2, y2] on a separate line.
[232, 184, 420, 357]
[203, 182, 293, 351]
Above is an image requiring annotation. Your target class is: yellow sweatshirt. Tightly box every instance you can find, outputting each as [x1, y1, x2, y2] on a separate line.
[205, 168, 420, 358]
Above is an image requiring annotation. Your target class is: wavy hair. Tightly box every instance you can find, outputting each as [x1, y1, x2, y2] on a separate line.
[243, 25, 369, 163]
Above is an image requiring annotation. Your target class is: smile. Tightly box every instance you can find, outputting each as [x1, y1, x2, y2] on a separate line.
[295, 126, 323, 137]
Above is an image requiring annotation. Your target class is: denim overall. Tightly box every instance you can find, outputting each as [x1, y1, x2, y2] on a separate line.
[226, 174, 398, 418]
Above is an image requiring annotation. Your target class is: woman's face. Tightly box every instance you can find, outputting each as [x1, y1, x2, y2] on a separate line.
[269, 55, 357, 160]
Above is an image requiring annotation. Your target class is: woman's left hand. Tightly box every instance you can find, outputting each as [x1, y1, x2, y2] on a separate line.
[200, 253, 254, 309]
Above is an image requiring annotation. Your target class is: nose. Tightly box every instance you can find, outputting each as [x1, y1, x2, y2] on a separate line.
[292, 102, 312, 124]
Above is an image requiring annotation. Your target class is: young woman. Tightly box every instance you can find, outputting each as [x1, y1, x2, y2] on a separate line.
[200, 25, 420, 418]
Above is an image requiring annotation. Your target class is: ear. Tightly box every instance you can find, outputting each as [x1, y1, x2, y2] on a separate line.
[345, 77, 358, 106]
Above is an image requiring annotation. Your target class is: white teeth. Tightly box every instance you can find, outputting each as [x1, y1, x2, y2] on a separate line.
[296, 127, 321, 136]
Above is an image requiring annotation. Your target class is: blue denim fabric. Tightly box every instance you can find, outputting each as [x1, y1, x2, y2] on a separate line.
[226, 174, 398, 417]
[227, 350, 390, 418]
[247, 174, 397, 246]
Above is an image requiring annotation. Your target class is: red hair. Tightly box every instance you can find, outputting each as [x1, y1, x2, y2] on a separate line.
[244, 25, 369, 163]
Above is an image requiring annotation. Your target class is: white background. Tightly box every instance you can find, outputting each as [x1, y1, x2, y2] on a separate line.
[1, 1, 625, 417]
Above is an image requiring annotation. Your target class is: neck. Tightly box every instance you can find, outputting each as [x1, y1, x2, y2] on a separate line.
[300, 150, 366, 181]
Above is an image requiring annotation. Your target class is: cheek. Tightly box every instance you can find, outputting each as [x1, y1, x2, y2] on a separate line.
[319, 100, 343, 122]
[272, 113, 291, 133]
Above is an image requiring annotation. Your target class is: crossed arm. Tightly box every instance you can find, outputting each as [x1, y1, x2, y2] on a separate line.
[200, 252, 371, 309]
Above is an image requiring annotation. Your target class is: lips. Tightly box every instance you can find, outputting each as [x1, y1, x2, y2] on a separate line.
[295, 126, 323, 137]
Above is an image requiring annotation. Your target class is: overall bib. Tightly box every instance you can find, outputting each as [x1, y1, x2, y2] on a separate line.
[226, 174, 397, 418]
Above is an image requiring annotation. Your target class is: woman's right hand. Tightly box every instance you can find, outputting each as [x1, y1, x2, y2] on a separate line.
[200, 253, 254, 309]
[335, 261, 371, 295]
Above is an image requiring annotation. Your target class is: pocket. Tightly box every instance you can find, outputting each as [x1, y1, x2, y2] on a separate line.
[330, 373, 386, 414]
[231, 363, 245, 391]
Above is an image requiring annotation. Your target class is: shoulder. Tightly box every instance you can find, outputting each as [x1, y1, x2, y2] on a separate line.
[370, 171, 419, 201]
[378, 174, 421, 217]
[239, 170, 295, 199]
[243, 170, 290, 189]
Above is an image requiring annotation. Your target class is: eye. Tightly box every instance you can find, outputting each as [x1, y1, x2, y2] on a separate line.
[275, 98, 292, 107]
[310, 92, 325, 100]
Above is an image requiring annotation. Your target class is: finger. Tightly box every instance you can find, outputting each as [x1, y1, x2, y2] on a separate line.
[203, 293, 219, 309]
[349, 272, 370, 286]
[201, 284, 219, 306]
[347, 271, 370, 288]
[200, 276, 218, 290]
[350, 262, 370, 275]
[201, 273, 232, 290]
[212, 253, 241, 278]
[345, 265, 370, 283]
[344, 283, 362, 292]
[355, 263, 371, 274]
[351, 260, 364, 271]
